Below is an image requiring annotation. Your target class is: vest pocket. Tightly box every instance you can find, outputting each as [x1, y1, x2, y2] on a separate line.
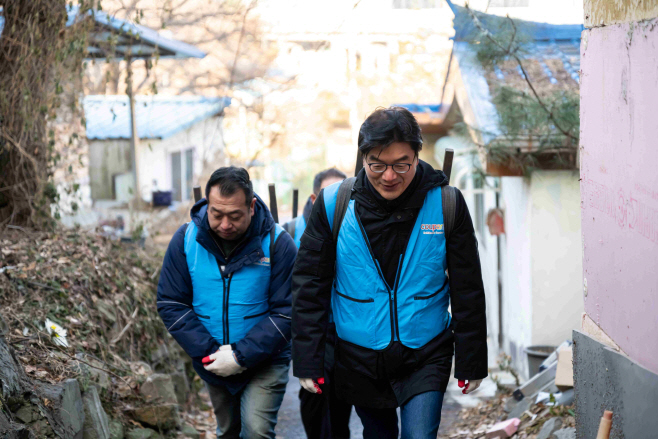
[414, 289, 442, 300]
[229, 300, 269, 343]
[333, 290, 377, 349]
[335, 290, 374, 303]
[244, 310, 269, 320]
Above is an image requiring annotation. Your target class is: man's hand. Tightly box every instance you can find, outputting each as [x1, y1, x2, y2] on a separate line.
[299, 378, 324, 394]
[458, 379, 482, 395]
[203, 349, 246, 377]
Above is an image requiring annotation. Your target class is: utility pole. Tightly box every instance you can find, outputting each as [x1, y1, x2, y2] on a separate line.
[126, 52, 141, 207]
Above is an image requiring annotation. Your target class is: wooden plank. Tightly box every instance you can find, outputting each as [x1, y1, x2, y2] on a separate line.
[443, 148, 454, 183]
[292, 189, 299, 219]
[268, 184, 279, 223]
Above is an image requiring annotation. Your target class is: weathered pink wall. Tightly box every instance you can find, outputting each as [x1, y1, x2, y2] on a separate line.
[580, 19, 658, 374]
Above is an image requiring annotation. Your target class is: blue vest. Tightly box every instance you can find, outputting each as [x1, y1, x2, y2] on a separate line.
[292, 215, 306, 248]
[184, 222, 283, 345]
[324, 184, 451, 350]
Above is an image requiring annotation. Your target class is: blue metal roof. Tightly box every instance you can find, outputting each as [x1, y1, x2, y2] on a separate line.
[0, 6, 204, 60]
[446, 0, 583, 42]
[444, 1, 582, 141]
[394, 104, 442, 113]
[67, 6, 205, 59]
[84, 95, 230, 140]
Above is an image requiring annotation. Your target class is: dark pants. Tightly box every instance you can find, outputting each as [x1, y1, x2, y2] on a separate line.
[299, 326, 352, 439]
[299, 385, 352, 439]
[354, 391, 444, 439]
[206, 362, 289, 439]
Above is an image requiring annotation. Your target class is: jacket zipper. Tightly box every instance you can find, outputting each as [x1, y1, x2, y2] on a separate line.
[392, 253, 404, 341]
[355, 212, 396, 343]
[224, 272, 233, 344]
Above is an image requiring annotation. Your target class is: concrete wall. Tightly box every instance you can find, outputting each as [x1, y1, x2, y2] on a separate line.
[580, 15, 658, 375]
[88, 139, 132, 200]
[573, 330, 658, 439]
[530, 171, 583, 347]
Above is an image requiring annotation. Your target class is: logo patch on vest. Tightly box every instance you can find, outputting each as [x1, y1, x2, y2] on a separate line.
[421, 223, 444, 235]
[254, 257, 270, 266]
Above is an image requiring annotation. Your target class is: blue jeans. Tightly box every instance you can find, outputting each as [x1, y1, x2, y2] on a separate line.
[355, 391, 444, 439]
[206, 362, 290, 439]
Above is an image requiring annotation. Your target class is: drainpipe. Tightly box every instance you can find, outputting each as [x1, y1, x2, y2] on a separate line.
[496, 188, 503, 349]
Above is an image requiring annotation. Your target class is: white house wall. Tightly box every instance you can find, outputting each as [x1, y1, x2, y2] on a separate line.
[137, 116, 224, 202]
[529, 171, 583, 347]
[499, 172, 583, 378]
[500, 176, 533, 378]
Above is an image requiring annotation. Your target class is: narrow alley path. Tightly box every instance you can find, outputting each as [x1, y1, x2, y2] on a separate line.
[274, 369, 467, 439]
[191, 369, 478, 438]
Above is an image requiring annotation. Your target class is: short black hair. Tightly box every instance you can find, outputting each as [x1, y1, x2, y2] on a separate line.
[313, 168, 347, 195]
[205, 166, 254, 206]
[357, 107, 423, 158]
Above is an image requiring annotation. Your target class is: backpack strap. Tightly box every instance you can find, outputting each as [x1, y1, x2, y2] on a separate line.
[332, 177, 356, 242]
[282, 219, 296, 241]
[270, 226, 276, 266]
[442, 185, 457, 242]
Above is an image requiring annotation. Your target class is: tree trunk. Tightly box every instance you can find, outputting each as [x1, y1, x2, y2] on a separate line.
[0, 0, 67, 228]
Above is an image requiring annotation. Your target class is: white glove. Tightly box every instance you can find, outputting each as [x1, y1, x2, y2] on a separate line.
[219, 344, 232, 351]
[204, 349, 246, 377]
[458, 379, 483, 395]
[299, 378, 323, 394]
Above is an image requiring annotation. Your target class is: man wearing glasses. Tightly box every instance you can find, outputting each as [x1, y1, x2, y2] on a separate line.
[291, 107, 487, 439]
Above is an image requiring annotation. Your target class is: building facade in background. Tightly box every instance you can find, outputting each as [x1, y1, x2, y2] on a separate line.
[435, 1, 584, 377]
[84, 96, 228, 205]
[251, 0, 454, 215]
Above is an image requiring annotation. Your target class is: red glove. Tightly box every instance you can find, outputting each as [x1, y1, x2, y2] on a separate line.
[300, 378, 325, 394]
[458, 379, 469, 394]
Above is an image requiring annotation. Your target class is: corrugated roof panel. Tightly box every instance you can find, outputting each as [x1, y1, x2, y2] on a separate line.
[67, 6, 205, 59]
[83, 95, 230, 140]
[446, 0, 583, 43]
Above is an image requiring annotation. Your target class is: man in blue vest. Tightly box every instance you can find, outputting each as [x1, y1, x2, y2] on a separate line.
[157, 167, 297, 439]
[291, 107, 488, 439]
[283, 168, 352, 439]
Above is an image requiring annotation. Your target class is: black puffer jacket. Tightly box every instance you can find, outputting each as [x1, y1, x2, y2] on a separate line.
[291, 160, 487, 408]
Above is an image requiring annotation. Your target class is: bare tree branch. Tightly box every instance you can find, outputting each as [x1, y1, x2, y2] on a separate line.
[464, 3, 577, 141]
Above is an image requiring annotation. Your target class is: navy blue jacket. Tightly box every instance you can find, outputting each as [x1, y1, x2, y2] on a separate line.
[157, 195, 297, 393]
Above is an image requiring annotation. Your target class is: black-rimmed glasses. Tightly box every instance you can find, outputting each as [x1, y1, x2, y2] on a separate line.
[367, 162, 413, 174]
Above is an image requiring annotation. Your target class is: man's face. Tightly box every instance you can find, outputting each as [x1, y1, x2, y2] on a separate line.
[310, 176, 344, 204]
[363, 142, 418, 201]
[207, 186, 255, 241]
